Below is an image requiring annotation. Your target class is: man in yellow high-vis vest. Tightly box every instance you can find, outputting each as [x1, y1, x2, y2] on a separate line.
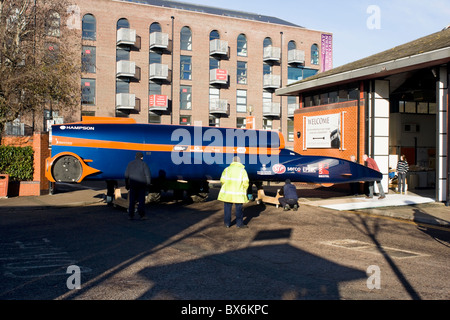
[218, 156, 249, 228]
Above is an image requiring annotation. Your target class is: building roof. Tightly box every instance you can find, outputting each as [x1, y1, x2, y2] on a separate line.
[119, 0, 303, 27]
[277, 27, 450, 95]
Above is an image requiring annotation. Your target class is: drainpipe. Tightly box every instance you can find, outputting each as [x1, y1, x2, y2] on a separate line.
[279, 31, 283, 134]
[171, 16, 174, 125]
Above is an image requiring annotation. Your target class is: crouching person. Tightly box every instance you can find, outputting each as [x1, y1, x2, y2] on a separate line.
[278, 179, 299, 211]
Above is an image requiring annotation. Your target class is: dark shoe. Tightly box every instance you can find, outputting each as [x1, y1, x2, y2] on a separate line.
[237, 225, 248, 229]
[293, 204, 298, 211]
[378, 196, 386, 200]
[283, 205, 290, 211]
[224, 224, 230, 228]
[365, 196, 373, 199]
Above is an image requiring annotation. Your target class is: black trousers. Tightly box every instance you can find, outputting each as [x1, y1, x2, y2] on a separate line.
[279, 197, 298, 208]
[128, 187, 146, 217]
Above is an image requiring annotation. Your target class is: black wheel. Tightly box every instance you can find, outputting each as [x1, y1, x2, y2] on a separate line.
[51, 155, 83, 182]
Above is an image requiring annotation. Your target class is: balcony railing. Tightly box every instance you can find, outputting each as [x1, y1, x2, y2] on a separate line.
[149, 32, 169, 50]
[116, 60, 136, 78]
[117, 28, 137, 46]
[288, 49, 305, 65]
[210, 69, 228, 85]
[116, 93, 139, 111]
[263, 46, 281, 62]
[149, 94, 169, 111]
[263, 74, 281, 89]
[209, 99, 228, 115]
[210, 39, 228, 56]
[149, 63, 169, 80]
[262, 102, 281, 117]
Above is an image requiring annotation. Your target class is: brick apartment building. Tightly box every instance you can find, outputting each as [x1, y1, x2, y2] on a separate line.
[71, 0, 332, 149]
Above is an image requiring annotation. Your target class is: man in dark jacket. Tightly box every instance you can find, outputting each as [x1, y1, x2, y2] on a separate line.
[278, 179, 299, 211]
[125, 152, 151, 220]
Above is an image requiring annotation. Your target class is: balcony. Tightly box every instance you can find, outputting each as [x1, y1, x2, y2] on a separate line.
[263, 46, 281, 62]
[210, 69, 228, 85]
[263, 102, 281, 117]
[149, 32, 169, 50]
[288, 49, 305, 65]
[149, 94, 169, 111]
[116, 93, 139, 111]
[263, 74, 281, 89]
[117, 28, 137, 46]
[116, 60, 140, 80]
[287, 103, 298, 118]
[149, 63, 169, 81]
[209, 99, 228, 115]
[210, 39, 228, 56]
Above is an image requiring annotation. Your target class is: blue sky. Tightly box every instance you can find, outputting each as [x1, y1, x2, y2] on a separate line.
[174, 0, 450, 67]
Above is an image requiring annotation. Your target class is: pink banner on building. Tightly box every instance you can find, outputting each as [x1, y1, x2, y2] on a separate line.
[321, 34, 333, 72]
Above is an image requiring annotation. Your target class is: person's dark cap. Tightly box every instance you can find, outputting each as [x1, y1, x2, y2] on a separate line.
[285, 179, 291, 184]
[136, 152, 144, 159]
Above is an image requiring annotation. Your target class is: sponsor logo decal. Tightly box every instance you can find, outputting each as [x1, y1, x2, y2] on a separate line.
[60, 125, 94, 131]
[272, 164, 286, 174]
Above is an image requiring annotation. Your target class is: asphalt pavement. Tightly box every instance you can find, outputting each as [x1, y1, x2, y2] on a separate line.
[1, 182, 449, 229]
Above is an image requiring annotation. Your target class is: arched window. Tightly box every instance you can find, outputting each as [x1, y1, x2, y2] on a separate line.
[150, 22, 162, 33]
[117, 18, 129, 30]
[82, 14, 96, 40]
[311, 44, 319, 65]
[288, 40, 296, 51]
[180, 26, 192, 50]
[237, 34, 247, 57]
[263, 37, 272, 49]
[46, 11, 61, 37]
[210, 30, 220, 41]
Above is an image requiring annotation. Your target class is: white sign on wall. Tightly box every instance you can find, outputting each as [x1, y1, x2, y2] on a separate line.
[304, 113, 341, 149]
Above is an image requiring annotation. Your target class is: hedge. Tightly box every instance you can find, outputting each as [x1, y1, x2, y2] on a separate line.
[0, 146, 34, 182]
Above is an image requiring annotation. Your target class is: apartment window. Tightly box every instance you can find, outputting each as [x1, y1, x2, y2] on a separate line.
[82, 14, 96, 40]
[117, 18, 129, 29]
[150, 22, 162, 33]
[180, 85, 192, 110]
[81, 79, 95, 105]
[287, 119, 294, 142]
[210, 57, 219, 70]
[149, 80, 161, 95]
[263, 63, 271, 76]
[236, 90, 247, 113]
[237, 34, 247, 57]
[209, 87, 220, 110]
[236, 117, 246, 129]
[148, 113, 161, 124]
[150, 51, 162, 64]
[209, 115, 219, 127]
[116, 47, 130, 61]
[263, 37, 272, 49]
[263, 90, 272, 105]
[116, 79, 130, 94]
[46, 11, 60, 37]
[81, 46, 96, 73]
[237, 61, 247, 84]
[263, 119, 273, 130]
[180, 115, 191, 125]
[288, 66, 303, 84]
[180, 26, 192, 50]
[180, 55, 192, 80]
[311, 44, 319, 65]
[288, 40, 296, 51]
[210, 30, 220, 41]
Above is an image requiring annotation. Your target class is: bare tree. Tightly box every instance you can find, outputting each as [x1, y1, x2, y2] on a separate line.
[0, 0, 80, 139]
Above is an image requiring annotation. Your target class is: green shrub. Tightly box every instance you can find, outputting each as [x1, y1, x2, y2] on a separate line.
[0, 146, 34, 181]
